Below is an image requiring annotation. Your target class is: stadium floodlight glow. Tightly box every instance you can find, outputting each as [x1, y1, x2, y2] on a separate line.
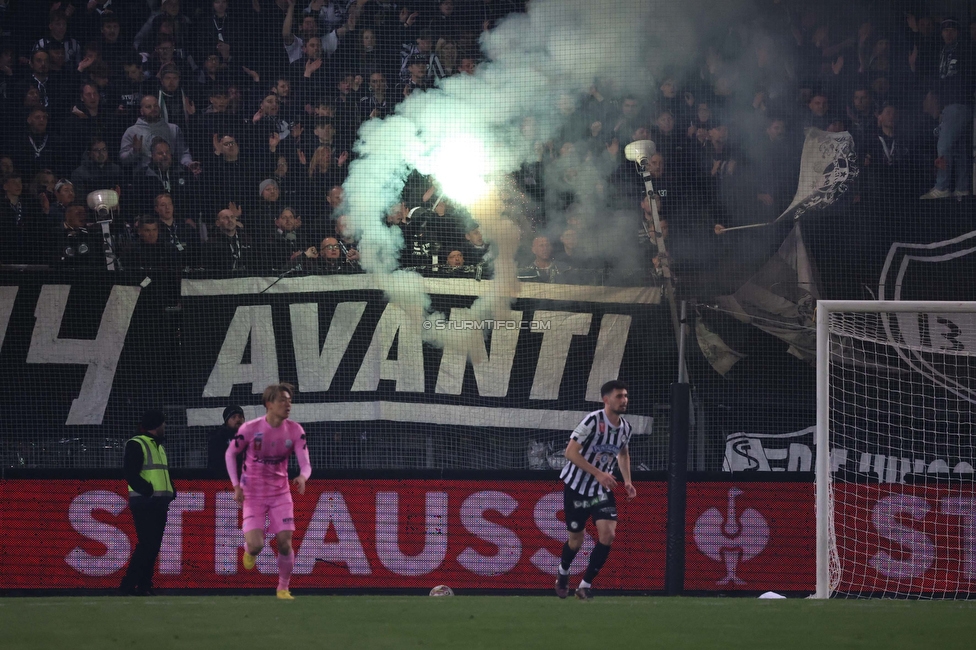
[428, 135, 491, 205]
[624, 139, 656, 165]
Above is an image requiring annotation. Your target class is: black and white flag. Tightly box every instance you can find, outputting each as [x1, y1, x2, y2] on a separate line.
[716, 223, 820, 361]
[775, 127, 859, 223]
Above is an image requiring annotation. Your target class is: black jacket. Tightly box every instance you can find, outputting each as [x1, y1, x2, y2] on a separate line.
[207, 424, 237, 479]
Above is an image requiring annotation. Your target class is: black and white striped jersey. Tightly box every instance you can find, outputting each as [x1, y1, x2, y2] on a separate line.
[559, 409, 633, 497]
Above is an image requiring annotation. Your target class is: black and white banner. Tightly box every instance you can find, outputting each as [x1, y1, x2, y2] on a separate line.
[0, 273, 672, 456]
[723, 427, 975, 482]
[180, 275, 665, 431]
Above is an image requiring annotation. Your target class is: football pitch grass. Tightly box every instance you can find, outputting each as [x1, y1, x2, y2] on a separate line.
[2, 595, 974, 649]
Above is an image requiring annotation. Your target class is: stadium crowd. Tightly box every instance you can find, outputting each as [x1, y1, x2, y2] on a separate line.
[0, 0, 972, 288]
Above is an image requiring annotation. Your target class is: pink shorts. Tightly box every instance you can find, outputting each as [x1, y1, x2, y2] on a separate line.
[242, 494, 295, 534]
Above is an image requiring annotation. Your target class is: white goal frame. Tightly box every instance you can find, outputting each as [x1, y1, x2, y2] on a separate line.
[815, 300, 976, 599]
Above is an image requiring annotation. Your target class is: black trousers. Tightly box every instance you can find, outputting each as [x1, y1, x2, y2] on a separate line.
[120, 498, 170, 594]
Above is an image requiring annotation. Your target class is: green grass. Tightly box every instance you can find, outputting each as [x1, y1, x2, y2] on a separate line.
[1, 596, 974, 650]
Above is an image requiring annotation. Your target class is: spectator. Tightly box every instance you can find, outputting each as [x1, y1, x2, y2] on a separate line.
[120, 95, 195, 173]
[314, 236, 349, 274]
[396, 52, 432, 99]
[282, 0, 359, 70]
[143, 35, 194, 83]
[803, 92, 831, 130]
[354, 28, 396, 81]
[270, 76, 302, 125]
[191, 85, 237, 157]
[334, 214, 362, 272]
[208, 404, 245, 479]
[71, 138, 123, 200]
[63, 83, 115, 168]
[518, 236, 560, 283]
[290, 33, 331, 103]
[428, 0, 461, 43]
[920, 18, 973, 199]
[46, 178, 76, 226]
[360, 71, 390, 120]
[248, 94, 291, 157]
[19, 49, 64, 118]
[446, 249, 464, 268]
[206, 132, 251, 221]
[12, 108, 60, 177]
[94, 12, 127, 71]
[457, 52, 478, 76]
[862, 104, 919, 203]
[54, 204, 101, 268]
[405, 29, 445, 81]
[460, 223, 491, 267]
[28, 169, 56, 205]
[124, 214, 173, 270]
[197, 1, 246, 66]
[267, 206, 314, 271]
[754, 117, 799, 215]
[554, 228, 598, 284]
[134, 0, 194, 55]
[207, 203, 254, 271]
[846, 87, 876, 149]
[155, 64, 195, 132]
[154, 192, 199, 268]
[33, 11, 81, 70]
[135, 138, 194, 214]
[1, 170, 48, 265]
[254, 177, 285, 237]
[304, 145, 348, 214]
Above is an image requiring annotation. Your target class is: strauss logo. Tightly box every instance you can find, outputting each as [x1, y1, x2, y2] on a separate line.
[693, 487, 769, 585]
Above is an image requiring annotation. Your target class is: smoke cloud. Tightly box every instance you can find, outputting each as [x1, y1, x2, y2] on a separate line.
[341, 0, 788, 346]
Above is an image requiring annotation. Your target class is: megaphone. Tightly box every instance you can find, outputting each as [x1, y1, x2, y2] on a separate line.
[624, 140, 656, 165]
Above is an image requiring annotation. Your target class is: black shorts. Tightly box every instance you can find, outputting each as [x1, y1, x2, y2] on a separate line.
[563, 484, 617, 532]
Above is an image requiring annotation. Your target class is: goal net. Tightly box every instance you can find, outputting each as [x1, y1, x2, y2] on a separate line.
[816, 301, 976, 599]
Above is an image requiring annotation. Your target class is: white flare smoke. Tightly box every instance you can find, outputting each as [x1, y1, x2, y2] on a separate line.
[342, 0, 659, 350]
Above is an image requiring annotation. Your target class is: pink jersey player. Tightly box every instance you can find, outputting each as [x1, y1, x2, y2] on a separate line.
[227, 417, 312, 500]
[225, 383, 311, 599]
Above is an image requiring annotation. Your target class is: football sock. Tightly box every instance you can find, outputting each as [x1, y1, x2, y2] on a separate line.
[559, 542, 580, 574]
[277, 549, 294, 592]
[579, 580, 592, 589]
[582, 542, 611, 584]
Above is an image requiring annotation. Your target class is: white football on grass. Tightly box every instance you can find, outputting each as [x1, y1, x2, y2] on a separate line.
[429, 585, 454, 597]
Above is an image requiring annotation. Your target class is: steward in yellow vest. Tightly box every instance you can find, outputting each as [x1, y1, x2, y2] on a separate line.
[119, 409, 175, 596]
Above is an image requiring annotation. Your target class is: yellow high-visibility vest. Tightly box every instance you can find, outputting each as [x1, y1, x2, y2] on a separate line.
[127, 434, 174, 498]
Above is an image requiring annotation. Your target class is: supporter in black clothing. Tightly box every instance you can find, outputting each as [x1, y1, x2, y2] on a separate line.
[208, 404, 245, 479]
[0, 170, 49, 265]
[53, 204, 102, 268]
[71, 139, 123, 200]
[124, 214, 175, 270]
[206, 203, 255, 271]
[12, 108, 60, 178]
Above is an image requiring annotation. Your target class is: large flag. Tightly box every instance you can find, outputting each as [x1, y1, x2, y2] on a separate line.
[776, 127, 859, 223]
[711, 128, 855, 361]
[695, 318, 746, 375]
[715, 223, 820, 361]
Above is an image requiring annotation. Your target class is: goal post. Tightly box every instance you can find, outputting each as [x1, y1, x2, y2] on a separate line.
[816, 300, 976, 599]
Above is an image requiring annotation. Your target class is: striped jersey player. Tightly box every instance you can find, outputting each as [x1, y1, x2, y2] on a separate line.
[555, 380, 636, 601]
[226, 383, 311, 600]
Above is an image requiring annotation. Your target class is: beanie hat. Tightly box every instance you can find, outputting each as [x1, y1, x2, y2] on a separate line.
[259, 178, 279, 196]
[140, 409, 166, 431]
[223, 405, 245, 423]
